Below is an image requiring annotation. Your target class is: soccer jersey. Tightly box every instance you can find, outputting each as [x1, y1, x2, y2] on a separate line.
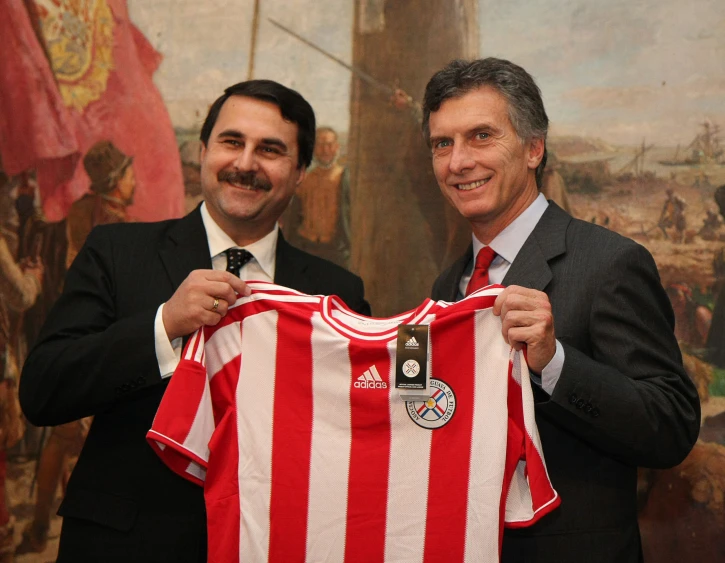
[148, 283, 560, 563]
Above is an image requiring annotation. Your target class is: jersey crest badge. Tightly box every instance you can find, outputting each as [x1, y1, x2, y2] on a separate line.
[405, 379, 456, 429]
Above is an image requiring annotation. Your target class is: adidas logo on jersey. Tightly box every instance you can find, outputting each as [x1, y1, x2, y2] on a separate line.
[405, 336, 419, 348]
[354, 365, 388, 389]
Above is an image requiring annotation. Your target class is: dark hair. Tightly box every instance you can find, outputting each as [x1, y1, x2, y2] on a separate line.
[422, 58, 549, 188]
[200, 80, 316, 169]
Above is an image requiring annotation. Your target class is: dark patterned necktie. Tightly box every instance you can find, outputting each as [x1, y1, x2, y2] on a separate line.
[465, 246, 497, 296]
[225, 248, 253, 277]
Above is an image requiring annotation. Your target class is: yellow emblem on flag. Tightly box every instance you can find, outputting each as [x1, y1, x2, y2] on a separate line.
[36, 0, 115, 112]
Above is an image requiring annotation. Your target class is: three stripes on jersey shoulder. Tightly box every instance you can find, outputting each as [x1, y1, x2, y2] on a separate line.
[184, 330, 206, 364]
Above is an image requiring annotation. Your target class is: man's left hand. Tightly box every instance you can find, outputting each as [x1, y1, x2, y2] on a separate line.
[493, 285, 556, 374]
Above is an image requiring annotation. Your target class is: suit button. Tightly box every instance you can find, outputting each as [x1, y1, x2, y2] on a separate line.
[576, 399, 585, 409]
[569, 394, 578, 405]
[584, 403, 593, 413]
[136, 376, 145, 385]
[121, 384, 131, 392]
[591, 408, 600, 418]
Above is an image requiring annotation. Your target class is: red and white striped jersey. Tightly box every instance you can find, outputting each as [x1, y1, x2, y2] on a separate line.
[148, 282, 559, 563]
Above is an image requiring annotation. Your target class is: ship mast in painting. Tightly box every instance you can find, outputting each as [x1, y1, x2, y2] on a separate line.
[659, 121, 725, 166]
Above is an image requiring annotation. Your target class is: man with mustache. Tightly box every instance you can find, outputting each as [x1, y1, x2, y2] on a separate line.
[19, 80, 370, 563]
[424, 58, 699, 562]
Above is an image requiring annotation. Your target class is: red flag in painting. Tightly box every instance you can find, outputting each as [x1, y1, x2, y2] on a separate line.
[0, 0, 80, 193]
[0, 0, 183, 222]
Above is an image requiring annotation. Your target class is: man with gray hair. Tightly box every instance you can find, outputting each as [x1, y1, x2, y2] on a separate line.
[424, 58, 699, 562]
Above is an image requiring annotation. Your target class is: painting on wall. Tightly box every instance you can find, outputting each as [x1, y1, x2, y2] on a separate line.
[0, 0, 723, 560]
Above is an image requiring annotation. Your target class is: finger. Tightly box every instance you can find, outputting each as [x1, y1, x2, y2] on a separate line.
[203, 281, 242, 306]
[214, 299, 230, 317]
[200, 309, 223, 327]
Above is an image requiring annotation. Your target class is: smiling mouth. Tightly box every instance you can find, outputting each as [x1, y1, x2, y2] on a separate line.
[455, 178, 490, 191]
[228, 181, 268, 192]
[218, 170, 272, 192]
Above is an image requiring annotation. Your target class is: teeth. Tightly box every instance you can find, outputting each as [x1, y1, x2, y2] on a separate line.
[230, 182, 257, 190]
[456, 179, 488, 191]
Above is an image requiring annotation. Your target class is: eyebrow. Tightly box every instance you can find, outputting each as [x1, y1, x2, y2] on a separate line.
[216, 129, 289, 152]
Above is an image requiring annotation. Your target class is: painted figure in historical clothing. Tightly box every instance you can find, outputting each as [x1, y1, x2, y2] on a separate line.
[284, 127, 350, 268]
[0, 171, 43, 561]
[17, 141, 135, 555]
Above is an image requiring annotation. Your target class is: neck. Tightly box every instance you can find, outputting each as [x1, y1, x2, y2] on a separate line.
[209, 209, 274, 247]
[470, 186, 539, 244]
[314, 158, 337, 170]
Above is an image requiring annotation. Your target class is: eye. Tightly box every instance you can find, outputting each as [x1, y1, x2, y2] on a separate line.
[223, 139, 242, 147]
[259, 146, 283, 156]
[433, 139, 452, 150]
[475, 132, 489, 141]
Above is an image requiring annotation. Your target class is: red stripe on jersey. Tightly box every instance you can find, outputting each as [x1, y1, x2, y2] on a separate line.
[268, 309, 315, 561]
[206, 354, 243, 563]
[500, 360, 524, 549]
[504, 371, 560, 529]
[424, 316, 475, 563]
[148, 360, 209, 471]
[345, 345, 392, 562]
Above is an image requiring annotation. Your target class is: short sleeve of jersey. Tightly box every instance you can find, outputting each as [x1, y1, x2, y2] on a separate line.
[147, 329, 214, 487]
[503, 349, 561, 527]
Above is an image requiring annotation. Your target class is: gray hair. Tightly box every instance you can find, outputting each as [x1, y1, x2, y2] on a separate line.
[422, 58, 549, 188]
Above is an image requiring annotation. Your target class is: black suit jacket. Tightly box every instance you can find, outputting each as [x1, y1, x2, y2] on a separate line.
[432, 203, 699, 563]
[19, 206, 370, 563]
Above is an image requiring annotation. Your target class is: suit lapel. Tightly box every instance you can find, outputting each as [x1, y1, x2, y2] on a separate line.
[502, 202, 570, 291]
[274, 231, 310, 291]
[159, 206, 212, 289]
[436, 246, 473, 301]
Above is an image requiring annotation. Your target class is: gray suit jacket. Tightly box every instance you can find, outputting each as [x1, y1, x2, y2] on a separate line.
[432, 202, 700, 563]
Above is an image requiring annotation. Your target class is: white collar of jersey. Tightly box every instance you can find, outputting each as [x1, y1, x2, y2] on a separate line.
[200, 202, 278, 280]
[321, 295, 438, 342]
[471, 192, 549, 267]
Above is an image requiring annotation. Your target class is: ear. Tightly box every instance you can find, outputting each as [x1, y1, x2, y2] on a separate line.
[295, 166, 307, 186]
[200, 142, 207, 164]
[527, 137, 545, 170]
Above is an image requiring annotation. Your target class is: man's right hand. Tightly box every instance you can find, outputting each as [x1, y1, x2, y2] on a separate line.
[162, 270, 250, 341]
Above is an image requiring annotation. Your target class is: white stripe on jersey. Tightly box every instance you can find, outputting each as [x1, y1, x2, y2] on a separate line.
[205, 322, 241, 379]
[306, 311, 352, 562]
[237, 309, 279, 562]
[465, 309, 512, 561]
[384, 339, 432, 563]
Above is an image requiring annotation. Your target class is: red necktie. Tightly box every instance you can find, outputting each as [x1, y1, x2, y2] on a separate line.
[465, 246, 497, 296]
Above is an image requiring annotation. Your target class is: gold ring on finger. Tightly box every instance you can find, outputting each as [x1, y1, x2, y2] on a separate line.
[212, 297, 220, 312]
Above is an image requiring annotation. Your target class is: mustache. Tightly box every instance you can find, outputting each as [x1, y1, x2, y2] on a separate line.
[217, 170, 273, 192]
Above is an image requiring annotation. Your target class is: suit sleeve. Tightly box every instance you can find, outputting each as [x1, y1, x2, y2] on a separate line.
[540, 242, 700, 469]
[19, 227, 163, 426]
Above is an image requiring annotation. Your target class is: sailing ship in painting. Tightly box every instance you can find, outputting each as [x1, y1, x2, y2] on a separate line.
[659, 121, 725, 166]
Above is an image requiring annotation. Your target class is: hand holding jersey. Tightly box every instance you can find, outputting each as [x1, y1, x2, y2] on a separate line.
[493, 285, 556, 375]
[162, 269, 250, 341]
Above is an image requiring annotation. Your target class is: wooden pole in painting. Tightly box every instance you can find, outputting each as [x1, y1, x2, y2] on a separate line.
[348, 0, 478, 316]
[247, 0, 261, 79]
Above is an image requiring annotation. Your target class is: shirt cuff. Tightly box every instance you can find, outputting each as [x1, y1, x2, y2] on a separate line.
[538, 339, 565, 395]
[155, 303, 182, 379]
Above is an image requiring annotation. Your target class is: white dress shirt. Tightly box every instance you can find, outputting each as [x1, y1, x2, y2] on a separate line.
[458, 194, 565, 394]
[154, 202, 279, 378]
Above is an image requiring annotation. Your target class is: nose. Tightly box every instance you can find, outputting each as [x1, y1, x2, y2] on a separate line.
[448, 142, 475, 175]
[234, 146, 259, 172]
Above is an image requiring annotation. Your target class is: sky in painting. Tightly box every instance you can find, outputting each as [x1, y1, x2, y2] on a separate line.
[129, 0, 724, 147]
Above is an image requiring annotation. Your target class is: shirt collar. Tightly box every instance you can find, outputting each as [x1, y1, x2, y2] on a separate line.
[200, 202, 278, 279]
[472, 193, 549, 264]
